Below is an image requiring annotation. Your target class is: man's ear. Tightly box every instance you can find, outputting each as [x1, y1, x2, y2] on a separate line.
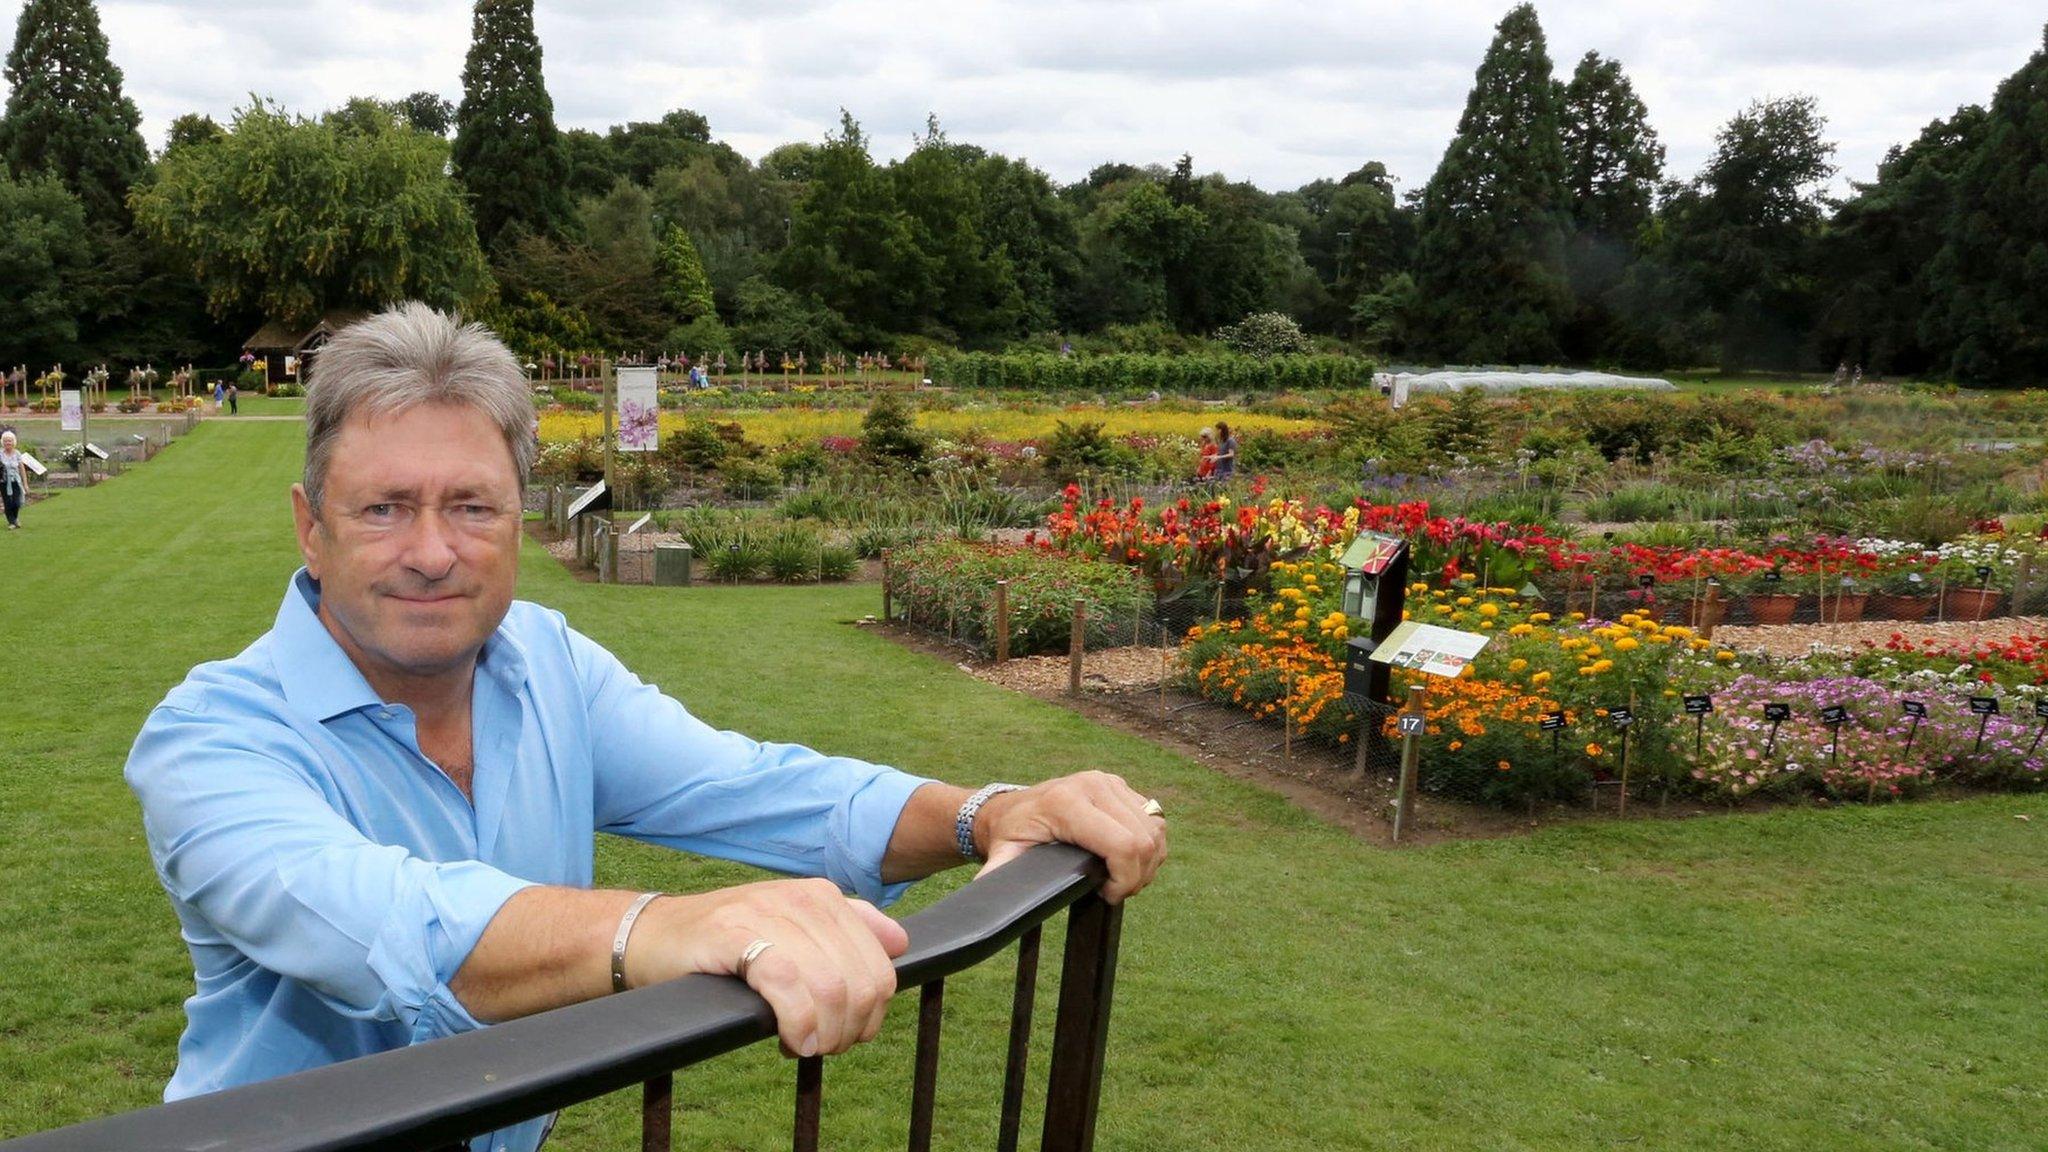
[290, 483, 324, 580]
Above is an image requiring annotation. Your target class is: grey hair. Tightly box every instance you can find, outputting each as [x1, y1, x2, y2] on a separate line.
[303, 303, 535, 511]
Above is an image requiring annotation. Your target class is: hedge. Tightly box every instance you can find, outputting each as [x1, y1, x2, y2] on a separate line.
[927, 352, 1378, 393]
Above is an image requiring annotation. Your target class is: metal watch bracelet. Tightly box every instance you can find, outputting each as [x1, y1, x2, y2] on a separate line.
[955, 783, 1026, 862]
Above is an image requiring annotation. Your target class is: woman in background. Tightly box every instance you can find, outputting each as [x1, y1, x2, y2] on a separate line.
[1213, 420, 1238, 481]
[1, 429, 28, 529]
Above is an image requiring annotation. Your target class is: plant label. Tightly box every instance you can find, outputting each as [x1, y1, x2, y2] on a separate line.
[1539, 712, 1567, 732]
[1764, 703, 1793, 723]
[1901, 700, 1928, 719]
[2035, 700, 2048, 721]
[1683, 695, 1714, 716]
[1820, 705, 1850, 727]
[1968, 696, 2000, 716]
[1608, 707, 1635, 729]
[1637, 574, 1655, 589]
[1397, 714, 1426, 738]
[1763, 570, 1783, 584]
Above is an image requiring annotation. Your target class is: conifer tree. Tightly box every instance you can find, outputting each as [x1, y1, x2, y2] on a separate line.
[453, 0, 571, 248]
[1410, 3, 1572, 362]
[1923, 25, 2048, 384]
[1560, 51, 1663, 241]
[0, 0, 146, 225]
[657, 224, 716, 321]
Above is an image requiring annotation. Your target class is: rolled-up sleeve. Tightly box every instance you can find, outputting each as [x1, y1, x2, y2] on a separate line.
[569, 625, 931, 906]
[127, 704, 537, 1042]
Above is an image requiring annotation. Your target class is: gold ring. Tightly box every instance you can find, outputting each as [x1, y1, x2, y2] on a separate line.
[736, 938, 776, 982]
[1142, 798, 1164, 819]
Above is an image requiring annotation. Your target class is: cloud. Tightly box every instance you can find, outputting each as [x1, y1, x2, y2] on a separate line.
[0, 1, 2034, 192]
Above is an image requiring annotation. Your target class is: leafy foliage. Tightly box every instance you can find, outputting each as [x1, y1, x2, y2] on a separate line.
[0, 0, 146, 225]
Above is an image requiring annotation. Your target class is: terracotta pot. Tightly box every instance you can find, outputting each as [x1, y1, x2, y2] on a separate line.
[1747, 593, 1800, 626]
[1869, 592, 1933, 622]
[1942, 587, 2005, 621]
[1819, 593, 1869, 624]
[1680, 597, 1726, 631]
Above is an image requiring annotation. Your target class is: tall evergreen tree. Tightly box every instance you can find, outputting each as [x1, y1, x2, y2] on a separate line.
[657, 224, 715, 322]
[1922, 25, 2048, 384]
[453, 0, 571, 248]
[1558, 50, 1664, 360]
[1410, 3, 1573, 362]
[0, 0, 146, 225]
[777, 112, 917, 342]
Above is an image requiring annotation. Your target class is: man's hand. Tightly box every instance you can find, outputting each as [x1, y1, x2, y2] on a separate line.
[624, 879, 909, 1058]
[975, 771, 1167, 903]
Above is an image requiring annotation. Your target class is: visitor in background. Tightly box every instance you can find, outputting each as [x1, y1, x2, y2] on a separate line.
[1, 429, 27, 530]
[213, 377, 225, 410]
[1213, 420, 1238, 481]
[1195, 428, 1218, 482]
[226, 383, 239, 416]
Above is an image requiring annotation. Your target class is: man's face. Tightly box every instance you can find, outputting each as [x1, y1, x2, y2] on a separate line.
[292, 403, 522, 686]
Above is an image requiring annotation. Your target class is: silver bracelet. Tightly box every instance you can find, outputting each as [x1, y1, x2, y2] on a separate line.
[955, 783, 1026, 863]
[610, 892, 664, 993]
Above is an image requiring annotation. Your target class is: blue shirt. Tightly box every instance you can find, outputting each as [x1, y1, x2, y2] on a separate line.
[125, 571, 930, 1150]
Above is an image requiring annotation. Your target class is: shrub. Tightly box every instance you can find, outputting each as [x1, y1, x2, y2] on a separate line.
[720, 458, 782, 500]
[818, 545, 858, 582]
[861, 394, 928, 466]
[890, 539, 1149, 657]
[1214, 312, 1312, 358]
[765, 527, 825, 583]
[703, 541, 765, 582]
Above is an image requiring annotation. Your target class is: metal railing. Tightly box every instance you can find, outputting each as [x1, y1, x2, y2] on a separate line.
[1, 844, 1124, 1152]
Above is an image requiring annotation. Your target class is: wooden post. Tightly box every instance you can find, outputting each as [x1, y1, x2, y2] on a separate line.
[1068, 598, 1086, 696]
[1619, 687, 1639, 817]
[2016, 554, 2034, 616]
[881, 548, 893, 620]
[1393, 684, 1425, 843]
[1702, 581, 1721, 641]
[600, 359, 618, 584]
[995, 580, 1012, 664]
[1283, 666, 1295, 762]
[1159, 624, 1170, 718]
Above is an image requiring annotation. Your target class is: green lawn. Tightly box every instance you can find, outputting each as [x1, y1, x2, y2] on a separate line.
[1, 421, 2042, 1150]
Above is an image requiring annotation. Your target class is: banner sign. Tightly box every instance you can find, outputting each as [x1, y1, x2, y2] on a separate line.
[60, 389, 82, 432]
[616, 367, 659, 452]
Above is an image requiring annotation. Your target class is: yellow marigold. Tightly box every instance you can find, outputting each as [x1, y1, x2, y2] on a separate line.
[1508, 623, 1533, 636]
[1586, 742, 1605, 757]
[1649, 634, 1673, 645]
[1498, 760, 1513, 772]
[1456, 596, 1475, 607]
[1583, 645, 1603, 659]
[1591, 659, 1614, 673]
[1663, 625, 1694, 639]
[1620, 613, 1641, 626]
[1531, 671, 1552, 685]
[1477, 602, 1501, 618]
[1531, 612, 1553, 623]
[1614, 637, 1640, 653]
[1508, 658, 1529, 673]
[1716, 650, 1736, 662]
[1448, 740, 1463, 751]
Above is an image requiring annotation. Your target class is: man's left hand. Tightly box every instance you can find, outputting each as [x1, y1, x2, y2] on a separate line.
[974, 771, 1167, 903]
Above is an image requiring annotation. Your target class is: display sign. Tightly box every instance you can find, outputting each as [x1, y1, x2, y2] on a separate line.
[2036, 700, 2048, 721]
[1764, 703, 1793, 723]
[565, 480, 609, 519]
[1538, 712, 1567, 731]
[1683, 695, 1714, 716]
[1975, 565, 1994, 581]
[1968, 696, 2000, 716]
[616, 366, 660, 452]
[1339, 532, 1405, 577]
[18, 451, 45, 477]
[284, 355, 298, 377]
[1608, 706, 1635, 728]
[1901, 700, 1928, 719]
[83, 443, 108, 460]
[1396, 714, 1426, 737]
[625, 513, 653, 535]
[1637, 574, 1655, 589]
[1762, 570, 1783, 584]
[60, 389, 82, 432]
[1367, 620, 1491, 679]
[1819, 704, 1850, 727]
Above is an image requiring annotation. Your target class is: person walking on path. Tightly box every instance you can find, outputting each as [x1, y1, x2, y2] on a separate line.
[227, 383, 239, 415]
[1195, 428, 1218, 482]
[1212, 420, 1239, 482]
[1, 429, 28, 530]
[213, 377, 226, 410]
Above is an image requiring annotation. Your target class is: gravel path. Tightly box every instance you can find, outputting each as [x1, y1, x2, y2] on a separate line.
[1712, 616, 2048, 657]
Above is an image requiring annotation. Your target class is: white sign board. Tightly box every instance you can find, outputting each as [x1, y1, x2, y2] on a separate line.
[84, 443, 109, 460]
[1369, 620, 1491, 679]
[616, 366, 659, 453]
[19, 451, 46, 477]
[565, 480, 608, 520]
[60, 389, 82, 432]
[626, 513, 653, 535]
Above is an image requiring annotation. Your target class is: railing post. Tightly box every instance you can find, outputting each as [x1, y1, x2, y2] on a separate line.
[995, 580, 1011, 664]
[641, 1073, 673, 1152]
[1068, 598, 1086, 696]
[1040, 892, 1125, 1152]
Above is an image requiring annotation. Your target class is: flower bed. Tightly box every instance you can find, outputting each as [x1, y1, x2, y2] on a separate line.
[888, 539, 1147, 657]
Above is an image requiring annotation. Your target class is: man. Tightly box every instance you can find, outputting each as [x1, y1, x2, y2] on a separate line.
[125, 304, 1166, 1152]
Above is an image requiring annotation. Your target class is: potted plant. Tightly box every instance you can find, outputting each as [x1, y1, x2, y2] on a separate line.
[1790, 563, 1868, 624]
[1730, 566, 1799, 626]
[1869, 556, 1936, 621]
[1932, 538, 2018, 621]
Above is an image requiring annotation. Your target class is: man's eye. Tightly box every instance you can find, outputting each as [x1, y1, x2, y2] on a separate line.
[361, 504, 402, 521]
[458, 504, 498, 520]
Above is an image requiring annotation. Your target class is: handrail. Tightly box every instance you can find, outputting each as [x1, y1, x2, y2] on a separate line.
[2, 843, 1111, 1152]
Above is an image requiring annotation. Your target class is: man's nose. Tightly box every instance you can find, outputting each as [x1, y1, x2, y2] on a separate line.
[402, 509, 460, 581]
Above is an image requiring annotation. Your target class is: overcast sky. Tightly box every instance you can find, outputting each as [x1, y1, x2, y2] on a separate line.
[26, 1, 2047, 195]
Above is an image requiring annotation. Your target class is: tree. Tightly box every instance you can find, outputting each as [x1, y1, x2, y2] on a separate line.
[1922, 26, 2048, 384]
[1288, 162, 1413, 333]
[453, 0, 572, 247]
[132, 102, 490, 326]
[1410, 3, 1573, 362]
[1559, 51, 1664, 360]
[657, 224, 715, 321]
[777, 112, 923, 342]
[398, 91, 455, 137]
[0, 173, 91, 361]
[163, 113, 223, 155]
[0, 0, 147, 225]
[1664, 95, 1836, 370]
[1816, 105, 1986, 374]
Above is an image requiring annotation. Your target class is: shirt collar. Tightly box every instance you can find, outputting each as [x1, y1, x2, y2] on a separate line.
[270, 568, 531, 723]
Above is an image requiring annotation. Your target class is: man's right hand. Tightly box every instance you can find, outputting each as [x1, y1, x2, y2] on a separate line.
[623, 879, 909, 1058]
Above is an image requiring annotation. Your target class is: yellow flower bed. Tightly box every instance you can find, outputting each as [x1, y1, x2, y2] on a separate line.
[538, 406, 1322, 446]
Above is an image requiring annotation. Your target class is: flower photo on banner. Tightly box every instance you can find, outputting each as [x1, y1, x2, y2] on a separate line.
[616, 367, 660, 452]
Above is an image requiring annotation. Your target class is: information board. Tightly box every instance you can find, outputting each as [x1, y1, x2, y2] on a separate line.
[1367, 620, 1491, 679]
[616, 367, 659, 452]
[60, 389, 82, 432]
